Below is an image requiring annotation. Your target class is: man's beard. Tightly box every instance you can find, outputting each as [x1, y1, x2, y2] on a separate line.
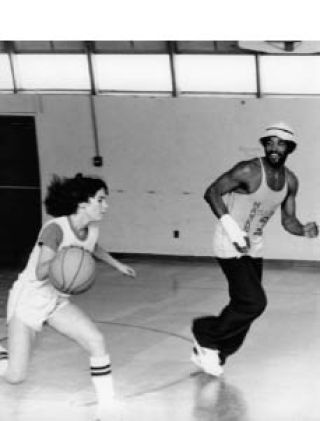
[265, 152, 287, 168]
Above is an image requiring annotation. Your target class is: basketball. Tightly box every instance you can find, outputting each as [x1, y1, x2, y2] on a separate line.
[49, 246, 96, 295]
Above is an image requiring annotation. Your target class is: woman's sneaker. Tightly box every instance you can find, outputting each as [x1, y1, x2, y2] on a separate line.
[0, 343, 8, 376]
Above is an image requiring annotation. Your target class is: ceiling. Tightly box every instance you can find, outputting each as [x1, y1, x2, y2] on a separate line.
[1, 41, 320, 54]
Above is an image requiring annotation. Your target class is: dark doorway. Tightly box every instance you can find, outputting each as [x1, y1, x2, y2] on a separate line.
[0, 116, 41, 266]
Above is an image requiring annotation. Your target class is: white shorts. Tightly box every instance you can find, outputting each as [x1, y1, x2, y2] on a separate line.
[7, 278, 70, 332]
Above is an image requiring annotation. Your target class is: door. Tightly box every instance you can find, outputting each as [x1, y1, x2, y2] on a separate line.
[0, 116, 41, 266]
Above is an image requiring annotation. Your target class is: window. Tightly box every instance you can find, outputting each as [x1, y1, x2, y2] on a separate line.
[175, 54, 256, 94]
[0, 54, 14, 90]
[93, 54, 172, 92]
[260, 56, 320, 95]
[3, 50, 320, 97]
[14, 54, 90, 91]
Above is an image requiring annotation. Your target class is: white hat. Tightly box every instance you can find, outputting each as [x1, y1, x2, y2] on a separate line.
[260, 122, 297, 151]
[261, 122, 295, 142]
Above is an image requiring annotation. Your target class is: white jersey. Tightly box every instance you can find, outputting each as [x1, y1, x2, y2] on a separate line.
[17, 216, 99, 283]
[213, 158, 288, 258]
[7, 216, 100, 331]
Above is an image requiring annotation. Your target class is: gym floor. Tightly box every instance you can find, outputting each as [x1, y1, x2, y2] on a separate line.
[0, 257, 319, 421]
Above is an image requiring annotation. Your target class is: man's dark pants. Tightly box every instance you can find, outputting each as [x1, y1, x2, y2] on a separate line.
[192, 256, 267, 363]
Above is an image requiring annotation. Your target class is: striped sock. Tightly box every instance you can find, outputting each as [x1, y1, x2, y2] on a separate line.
[0, 344, 8, 376]
[90, 354, 114, 408]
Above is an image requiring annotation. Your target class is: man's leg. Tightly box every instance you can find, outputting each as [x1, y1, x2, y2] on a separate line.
[192, 256, 266, 362]
[216, 257, 263, 360]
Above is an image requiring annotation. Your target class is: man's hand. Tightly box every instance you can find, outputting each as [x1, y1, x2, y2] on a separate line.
[233, 236, 251, 254]
[220, 214, 251, 254]
[303, 222, 319, 238]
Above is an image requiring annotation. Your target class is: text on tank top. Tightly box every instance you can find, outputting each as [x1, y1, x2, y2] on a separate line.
[226, 158, 288, 239]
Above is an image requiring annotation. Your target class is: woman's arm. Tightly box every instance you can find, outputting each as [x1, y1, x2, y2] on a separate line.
[36, 245, 57, 280]
[93, 244, 136, 277]
[35, 222, 63, 280]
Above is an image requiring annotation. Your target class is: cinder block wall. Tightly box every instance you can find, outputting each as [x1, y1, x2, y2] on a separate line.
[1, 94, 319, 260]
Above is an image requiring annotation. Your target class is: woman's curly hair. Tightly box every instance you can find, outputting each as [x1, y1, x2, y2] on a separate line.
[45, 173, 108, 217]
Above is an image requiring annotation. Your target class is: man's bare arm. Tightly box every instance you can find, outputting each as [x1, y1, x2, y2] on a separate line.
[204, 160, 256, 218]
[204, 160, 257, 253]
[281, 171, 318, 237]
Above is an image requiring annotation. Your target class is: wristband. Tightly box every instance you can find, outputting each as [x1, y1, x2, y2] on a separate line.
[220, 214, 247, 247]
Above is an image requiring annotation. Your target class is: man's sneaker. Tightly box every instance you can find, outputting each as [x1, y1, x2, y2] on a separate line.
[191, 336, 203, 367]
[191, 338, 223, 377]
[201, 347, 224, 377]
[191, 344, 203, 369]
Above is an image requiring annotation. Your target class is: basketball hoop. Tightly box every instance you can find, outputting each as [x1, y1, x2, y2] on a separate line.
[266, 41, 302, 52]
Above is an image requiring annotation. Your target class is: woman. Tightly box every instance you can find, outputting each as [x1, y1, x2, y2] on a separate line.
[0, 173, 135, 419]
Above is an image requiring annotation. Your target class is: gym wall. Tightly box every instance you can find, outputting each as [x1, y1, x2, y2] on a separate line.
[0, 94, 319, 260]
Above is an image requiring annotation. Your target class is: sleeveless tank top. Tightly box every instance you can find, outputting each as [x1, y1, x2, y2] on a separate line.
[213, 158, 288, 258]
[17, 216, 99, 282]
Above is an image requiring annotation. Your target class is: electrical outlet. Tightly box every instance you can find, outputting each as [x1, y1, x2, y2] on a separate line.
[173, 230, 180, 238]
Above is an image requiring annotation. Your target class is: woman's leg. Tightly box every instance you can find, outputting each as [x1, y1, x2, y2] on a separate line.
[47, 303, 114, 415]
[5, 315, 36, 383]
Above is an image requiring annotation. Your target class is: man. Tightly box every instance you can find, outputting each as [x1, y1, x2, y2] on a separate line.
[191, 122, 318, 376]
